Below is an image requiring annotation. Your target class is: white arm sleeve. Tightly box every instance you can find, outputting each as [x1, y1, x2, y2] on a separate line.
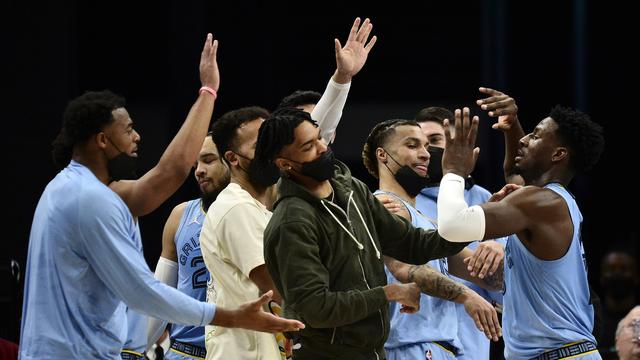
[437, 173, 486, 242]
[311, 78, 351, 144]
[146, 257, 179, 349]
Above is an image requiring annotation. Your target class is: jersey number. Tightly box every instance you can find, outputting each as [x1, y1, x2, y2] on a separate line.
[191, 256, 207, 289]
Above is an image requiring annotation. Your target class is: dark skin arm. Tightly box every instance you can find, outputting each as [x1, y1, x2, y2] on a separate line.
[442, 108, 574, 261]
[476, 87, 525, 185]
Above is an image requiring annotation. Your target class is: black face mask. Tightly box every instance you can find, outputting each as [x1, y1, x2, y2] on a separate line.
[425, 146, 444, 187]
[105, 137, 137, 182]
[287, 147, 336, 182]
[383, 149, 429, 198]
[603, 276, 636, 300]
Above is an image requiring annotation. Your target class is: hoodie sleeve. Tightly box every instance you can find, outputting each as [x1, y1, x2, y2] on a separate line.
[264, 220, 387, 329]
[362, 181, 469, 264]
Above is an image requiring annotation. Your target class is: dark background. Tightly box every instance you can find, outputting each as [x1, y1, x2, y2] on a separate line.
[3, 0, 638, 343]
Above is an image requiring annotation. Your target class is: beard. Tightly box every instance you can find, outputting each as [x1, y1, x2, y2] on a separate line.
[201, 187, 223, 213]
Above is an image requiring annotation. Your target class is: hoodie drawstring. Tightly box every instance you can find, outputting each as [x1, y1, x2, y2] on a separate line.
[320, 191, 381, 259]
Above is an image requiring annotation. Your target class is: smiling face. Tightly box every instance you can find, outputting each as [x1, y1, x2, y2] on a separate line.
[378, 124, 430, 177]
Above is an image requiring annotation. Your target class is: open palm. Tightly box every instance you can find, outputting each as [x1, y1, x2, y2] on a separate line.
[335, 18, 377, 78]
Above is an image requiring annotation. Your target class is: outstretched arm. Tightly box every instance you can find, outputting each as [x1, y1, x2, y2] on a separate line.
[476, 87, 524, 185]
[111, 34, 220, 217]
[314, 17, 377, 143]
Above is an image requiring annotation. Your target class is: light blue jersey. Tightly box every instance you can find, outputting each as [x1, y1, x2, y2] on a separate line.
[502, 183, 598, 359]
[376, 190, 461, 359]
[169, 199, 208, 352]
[20, 161, 215, 360]
[417, 185, 506, 360]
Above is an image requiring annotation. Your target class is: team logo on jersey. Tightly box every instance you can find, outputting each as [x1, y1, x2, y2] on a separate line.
[187, 215, 201, 226]
[425, 349, 432, 360]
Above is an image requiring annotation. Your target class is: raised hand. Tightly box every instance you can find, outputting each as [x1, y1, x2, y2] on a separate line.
[334, 17, 377, 82]
[442, 107, 480, 177]
[476, 87, 517, 131]
[199, 33, 220, 91]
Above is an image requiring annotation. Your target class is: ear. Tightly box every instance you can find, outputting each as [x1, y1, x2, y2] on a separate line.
[95, 132, 108, 150]
[551, 147, 568, 163]
[224, 150, 238, 167]
[375, 147, 387, 163]
[275, 157, 293, 171]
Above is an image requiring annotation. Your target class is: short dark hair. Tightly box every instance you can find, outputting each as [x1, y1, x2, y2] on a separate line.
[549, 105, 604, 172]
[414, 106, 454, 126]
[52, 90, 126, 169]
[362, 119, 421, 179]
[277, 90, 322, 110]
[210, 106, 269, 164]
[254, 108, 317, 186]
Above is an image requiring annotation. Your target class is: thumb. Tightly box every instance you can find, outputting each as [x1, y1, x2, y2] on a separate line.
[334, 38, 342, 54]
[255, 290, 273, 307]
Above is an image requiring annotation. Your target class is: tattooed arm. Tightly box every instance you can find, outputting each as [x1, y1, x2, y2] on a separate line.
[447, 247, 504, 292]
[384, 256, 502, 341]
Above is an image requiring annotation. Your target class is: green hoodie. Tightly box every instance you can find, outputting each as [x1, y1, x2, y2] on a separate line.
[264, 160, 468, 359]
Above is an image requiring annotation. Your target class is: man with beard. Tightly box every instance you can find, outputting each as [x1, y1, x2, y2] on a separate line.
[145, 132, 231, 360]
[436, 99, 604, 359]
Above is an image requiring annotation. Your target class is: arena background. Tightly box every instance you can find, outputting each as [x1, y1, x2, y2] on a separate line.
[3, 0, 638, 344]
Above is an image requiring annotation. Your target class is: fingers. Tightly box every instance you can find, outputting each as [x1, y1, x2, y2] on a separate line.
[462, 108, 470, 140]
[484, 306, 501, 341]
[347, 17, 360, 42]
[473, 312, 485, 334]
[355, 18, 372, 43]
[454, 109, 463, 141]
[334, 38, 342, 54]
[467, 115, 479, 146]
[477, 251, 496, 279]
[262, 314, 305, 333]
[472, 147, 480, 167]
[253, 290, 273, 309]
[443, 118, 453, 145]
[478, 87, 503, 97]
[467, 248, 487, 277]
[365, 35, 378, 52]
[479, 97, 511, 111]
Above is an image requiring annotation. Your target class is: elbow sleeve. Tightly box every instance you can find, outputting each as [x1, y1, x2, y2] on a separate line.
[437, 173, 486, 242]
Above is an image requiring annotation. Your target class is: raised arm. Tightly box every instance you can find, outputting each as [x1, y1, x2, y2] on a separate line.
[110, 34, 220, 216]
[476, 87, 524, 185]
[313, 17, 377, 143]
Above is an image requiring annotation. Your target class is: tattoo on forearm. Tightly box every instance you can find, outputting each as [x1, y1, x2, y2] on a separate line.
[406, 265, 466, 301]
[483, 260, 504, 290]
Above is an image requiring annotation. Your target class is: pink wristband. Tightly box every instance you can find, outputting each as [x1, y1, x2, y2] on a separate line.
[199, 86, 217, 99]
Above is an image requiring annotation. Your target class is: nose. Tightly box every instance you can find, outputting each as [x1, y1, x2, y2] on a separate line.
[317, 138, 328, 154]
[519, 134, 529, 147]
[133, 129, 141, 143]
[419, 146, 430, 161]
[195, 162, 205, 177]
